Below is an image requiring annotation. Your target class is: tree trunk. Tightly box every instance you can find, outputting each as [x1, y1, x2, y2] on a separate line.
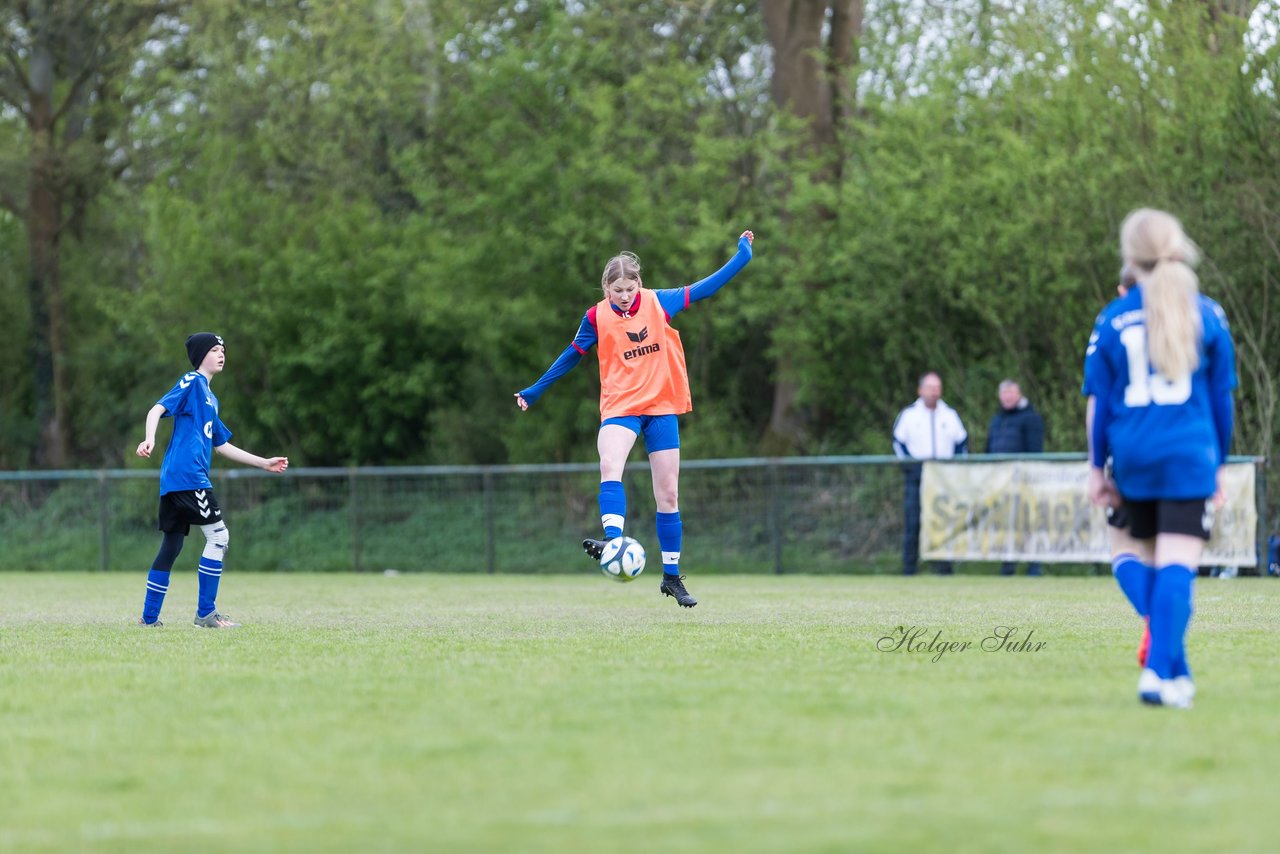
[760, 0, 863, 452]
[1200, 0, 1258, 54]
[401, 0, 440, 119]
[1204, 1, 1260, 22]
[27, 5, 70, 467]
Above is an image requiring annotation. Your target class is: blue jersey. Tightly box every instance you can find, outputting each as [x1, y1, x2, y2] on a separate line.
[156, 371, 233, 495]
[1082, 286, 1236, 500]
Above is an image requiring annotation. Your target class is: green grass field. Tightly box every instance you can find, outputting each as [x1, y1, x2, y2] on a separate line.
[2, 573, 1278, 853]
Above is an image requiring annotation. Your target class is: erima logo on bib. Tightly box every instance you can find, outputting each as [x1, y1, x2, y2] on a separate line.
[622, 327, 660, 360]
[623, 341, 661, 360]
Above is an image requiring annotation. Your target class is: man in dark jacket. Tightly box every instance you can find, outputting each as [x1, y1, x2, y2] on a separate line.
[986, 379, 1045, 576]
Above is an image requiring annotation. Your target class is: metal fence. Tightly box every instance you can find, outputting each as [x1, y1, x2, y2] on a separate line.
[0, 455, 1270, 574]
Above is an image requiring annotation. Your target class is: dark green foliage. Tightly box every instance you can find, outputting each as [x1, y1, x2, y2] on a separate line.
[0, 1, 1275, 528]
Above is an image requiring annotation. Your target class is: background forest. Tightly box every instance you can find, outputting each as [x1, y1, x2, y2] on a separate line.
[1, 0, 1276, 474]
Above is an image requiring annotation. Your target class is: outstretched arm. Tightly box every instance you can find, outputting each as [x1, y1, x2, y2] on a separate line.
[215, 441, 289, 473]
[135, 404, 167, 458]
[515, 314, 596, 410]
[515, 346, 584, 410]
[685, 230, 754, 305]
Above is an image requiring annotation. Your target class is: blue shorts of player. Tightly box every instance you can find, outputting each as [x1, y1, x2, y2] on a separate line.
[600, 414, 680, 452]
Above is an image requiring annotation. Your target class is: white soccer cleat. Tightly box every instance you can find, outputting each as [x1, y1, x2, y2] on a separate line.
[1169, 676, 1196, 708]
[1157, 680, 1193, 709]
[1137, 668, 1163, 705]
[1137, 669, 1193, 709]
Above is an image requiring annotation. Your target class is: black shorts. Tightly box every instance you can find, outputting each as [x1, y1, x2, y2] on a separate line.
[1106, 498, 1213, 541]
[158, 489, 224, 534]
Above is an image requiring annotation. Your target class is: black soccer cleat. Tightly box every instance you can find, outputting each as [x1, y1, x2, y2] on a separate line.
[582, 538, 606, 561]
[660, 574, 698, 608]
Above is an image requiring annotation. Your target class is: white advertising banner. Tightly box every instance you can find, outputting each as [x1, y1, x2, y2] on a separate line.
[919, 460, 1257, 566]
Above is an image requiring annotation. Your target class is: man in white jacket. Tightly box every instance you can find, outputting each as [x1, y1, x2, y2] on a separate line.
[892, 372, 968, 575]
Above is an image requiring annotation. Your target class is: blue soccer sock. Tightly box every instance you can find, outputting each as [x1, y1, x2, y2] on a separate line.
[141, 531, 184, 624]
[197, 556, 223, 618]
[1112, 552, 1154, 618]
[1147, 565, 1195, 680]
[142, 570, 170, 624]
[598, 480, 626, 540]
[656, 511, 682, 577]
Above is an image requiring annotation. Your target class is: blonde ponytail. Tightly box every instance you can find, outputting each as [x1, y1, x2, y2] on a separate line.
[1119, 209, 1202, 381]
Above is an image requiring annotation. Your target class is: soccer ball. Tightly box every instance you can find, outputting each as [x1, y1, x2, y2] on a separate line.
[599, 536, 646, 582]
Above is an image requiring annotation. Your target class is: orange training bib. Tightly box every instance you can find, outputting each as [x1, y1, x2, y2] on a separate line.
[595, 290, 692, 420]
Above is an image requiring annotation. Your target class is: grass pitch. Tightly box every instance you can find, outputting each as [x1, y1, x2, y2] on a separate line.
[2, 573, 1277, 853]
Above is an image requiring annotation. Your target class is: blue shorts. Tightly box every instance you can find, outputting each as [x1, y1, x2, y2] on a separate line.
[600, 414, 680, 453]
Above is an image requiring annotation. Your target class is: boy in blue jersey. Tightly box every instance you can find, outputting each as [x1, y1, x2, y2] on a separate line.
[1083, 209, 1237, 709]
[515, 231, 754, 607]
[135, 333, 289, 628]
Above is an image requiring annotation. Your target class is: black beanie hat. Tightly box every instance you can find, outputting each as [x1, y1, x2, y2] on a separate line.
[186, 333, 224, 368]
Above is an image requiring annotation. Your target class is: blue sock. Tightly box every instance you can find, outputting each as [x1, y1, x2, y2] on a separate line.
[1112, 553, 1154, 617]
[598, 481, 626, 540]
[197, 557, 223, 618]
[656, 511, 682, 577]
[142, 570, 170, 624]
[141, 531, 184, 623]
[1148, 565, 1195, 680]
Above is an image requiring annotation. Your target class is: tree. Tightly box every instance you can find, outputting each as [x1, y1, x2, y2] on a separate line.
[0, 0, 182, 466]
[760, 0, 864, 451]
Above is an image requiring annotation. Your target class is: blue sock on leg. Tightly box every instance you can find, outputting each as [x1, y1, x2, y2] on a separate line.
[656, 511, 682, 577]
[197, 557, 223, 618]
[1112, 553, 1154, 617]
[599, 481, 626, 540]
[141, 531, 184, 624]
[142, 570, 170, 624]
[1148, 565, 1195, 680]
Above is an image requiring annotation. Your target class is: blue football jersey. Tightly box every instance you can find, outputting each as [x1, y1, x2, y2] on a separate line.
[156, 371, 233, 495]
[1082, 287, 1237, 500]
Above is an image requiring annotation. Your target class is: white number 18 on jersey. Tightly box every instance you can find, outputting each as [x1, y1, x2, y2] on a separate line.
[1119, 326, 1192, 407]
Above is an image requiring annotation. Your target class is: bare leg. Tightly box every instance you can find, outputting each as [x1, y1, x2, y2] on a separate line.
[648, 448, 680, 513]
[598, 424, 638, 480]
